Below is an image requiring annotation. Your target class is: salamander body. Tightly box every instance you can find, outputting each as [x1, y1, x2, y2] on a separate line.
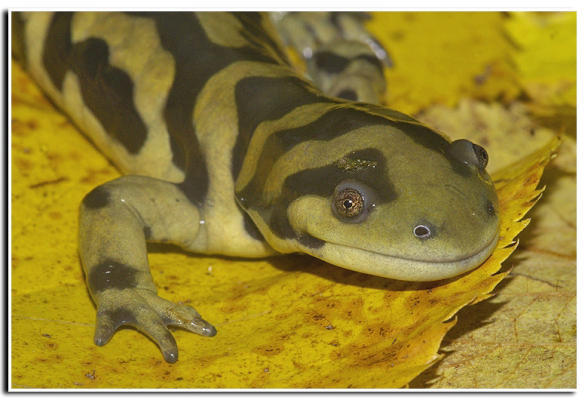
[12, 12, 499, 362]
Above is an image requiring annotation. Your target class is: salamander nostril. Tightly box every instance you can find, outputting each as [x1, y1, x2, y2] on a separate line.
[413, 224, 432, 239]
[486, 199, 496, 217]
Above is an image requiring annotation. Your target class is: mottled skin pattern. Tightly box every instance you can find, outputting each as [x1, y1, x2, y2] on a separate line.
[13, 12, 499, 363]
[271, 12, 389, 103]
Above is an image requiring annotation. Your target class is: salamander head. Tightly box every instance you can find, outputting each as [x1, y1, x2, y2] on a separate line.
[237, 112, 499, 281]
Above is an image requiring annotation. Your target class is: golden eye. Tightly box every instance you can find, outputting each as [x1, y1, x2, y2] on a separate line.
[331, 180, 376, 223]
[334, 188, 364, 218]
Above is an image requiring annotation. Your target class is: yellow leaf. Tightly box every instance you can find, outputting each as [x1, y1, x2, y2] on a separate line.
[11, 52, 557, 388]
[505, 12, 576, 109]
[366, 12, 520, 114]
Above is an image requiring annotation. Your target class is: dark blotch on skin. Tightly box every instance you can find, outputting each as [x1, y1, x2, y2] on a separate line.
[329, 12, 371, 34]
[88, 260, 138, 293]
[176, 160, 209, 209]
[354, 54, 384, 75]
[230, 12, 291, 65]
[42, 13, 148, 154]
[168, 136, 186, 174]
[314, 52, 383, 76]
[242, 214, 265, 242]
[11, 13, 28, 67]
[42, 12, 73, 90]
[82, 186, 110, 209]
[71, 39, 148, 153]
[233, 75, 333, 178]
[103, 307, 139, 329]
[268, 203, 296, 240]
[301, 18, 319, 45]
[284, 148, 396, 201]
[314, 50, 350, 74]
[272, 107, 448, 156]
[336, 89, 358, 101]
[275, 108, 381, 151]
[329, 12, 347, 34]
[297, 233, 326, 249]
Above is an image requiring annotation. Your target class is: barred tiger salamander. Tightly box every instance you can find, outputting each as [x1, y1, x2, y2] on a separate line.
[12, 12, 499, 363]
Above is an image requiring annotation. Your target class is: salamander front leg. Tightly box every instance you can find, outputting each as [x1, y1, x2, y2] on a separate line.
[79, 175, 215, 363]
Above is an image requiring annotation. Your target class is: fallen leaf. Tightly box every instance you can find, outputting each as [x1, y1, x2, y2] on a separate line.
[366, 12, 520, 114]
[504, 12, 576, 110]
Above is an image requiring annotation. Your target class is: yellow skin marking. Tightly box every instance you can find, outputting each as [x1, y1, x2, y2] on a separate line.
[335, 157, 378, 171]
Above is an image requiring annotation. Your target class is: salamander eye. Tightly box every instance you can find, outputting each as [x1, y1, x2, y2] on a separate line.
[334, 188, 363, 217]
[332, 180, 376, 223]
[472, 144, 488, 169]
[447, 139, 489, 170]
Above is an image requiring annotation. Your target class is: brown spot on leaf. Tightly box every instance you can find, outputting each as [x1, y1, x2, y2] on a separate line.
[253, 343, 284, 357]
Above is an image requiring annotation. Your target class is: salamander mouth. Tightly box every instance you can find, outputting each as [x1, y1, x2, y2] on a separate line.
[305, 231, 500, 282]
